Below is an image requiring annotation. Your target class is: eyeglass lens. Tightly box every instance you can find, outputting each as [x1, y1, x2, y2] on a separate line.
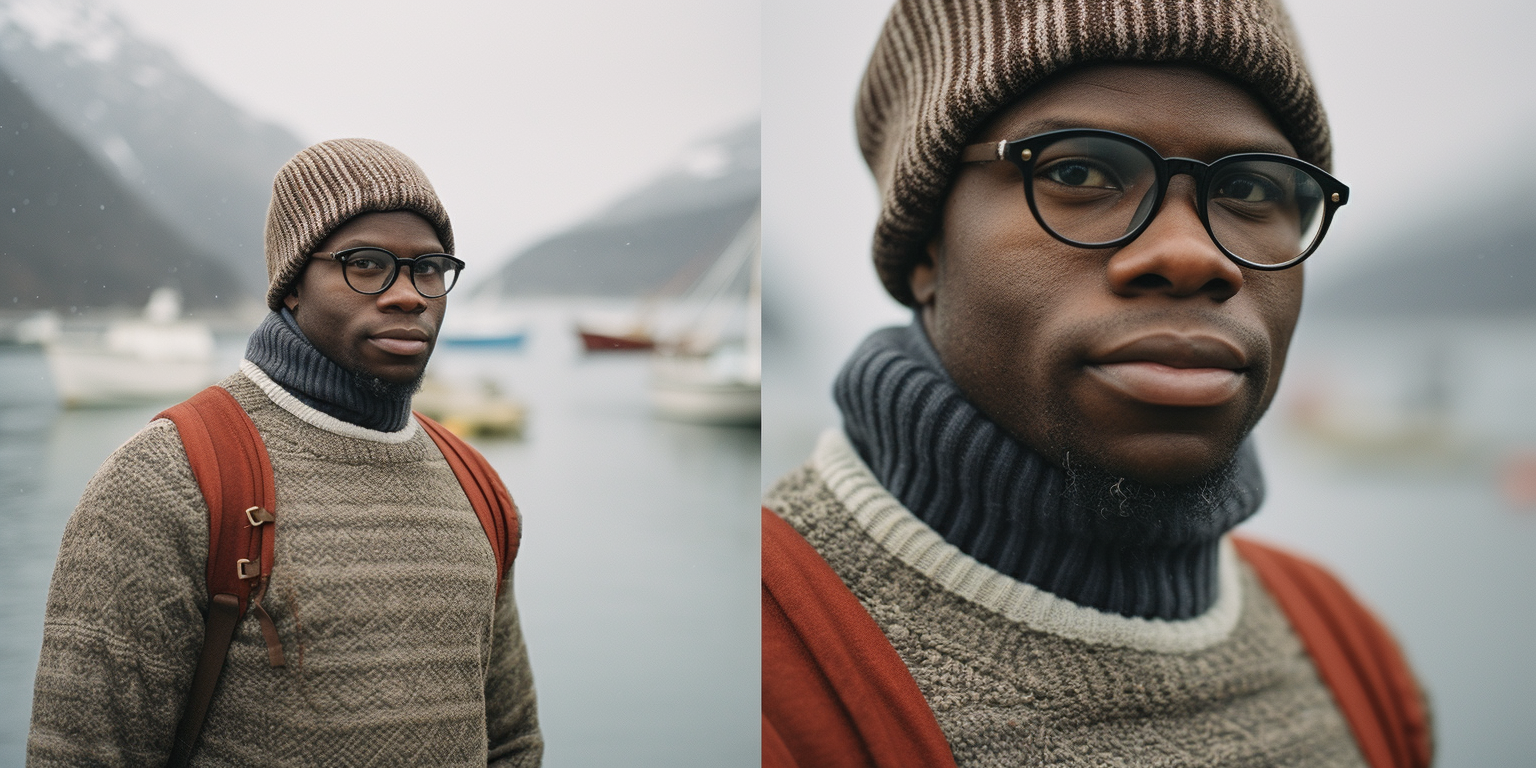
[1028, 136, 1327, 265]
[341, 249, 461, 297]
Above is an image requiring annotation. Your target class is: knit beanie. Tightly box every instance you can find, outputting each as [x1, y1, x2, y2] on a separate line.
[263, 138, 454, 310]
[856, 0, 1332, 305]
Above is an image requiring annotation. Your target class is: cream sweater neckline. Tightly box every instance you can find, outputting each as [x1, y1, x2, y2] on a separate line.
[812, 428, 1244, 653]
[240, 360, 419, 444]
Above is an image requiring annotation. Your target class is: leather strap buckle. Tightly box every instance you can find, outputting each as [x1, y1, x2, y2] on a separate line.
[236, 558, 260, 580]
[244, 506, 274, 527]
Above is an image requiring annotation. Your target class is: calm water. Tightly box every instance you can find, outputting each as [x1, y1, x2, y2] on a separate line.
[0, 303, 759, 767]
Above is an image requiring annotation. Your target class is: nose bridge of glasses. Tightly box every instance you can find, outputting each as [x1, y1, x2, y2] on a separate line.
[1136, 161, 1221, 251]
[1162, 157, 1209, 188]
[1151, 158, 1209, 221]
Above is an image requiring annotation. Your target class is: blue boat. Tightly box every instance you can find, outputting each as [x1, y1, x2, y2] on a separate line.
[439, 330, 528, 350]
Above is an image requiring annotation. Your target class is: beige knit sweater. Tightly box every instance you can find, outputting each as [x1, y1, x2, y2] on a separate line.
[28, 367, 541, 767]
[765, 430, 1368, 768]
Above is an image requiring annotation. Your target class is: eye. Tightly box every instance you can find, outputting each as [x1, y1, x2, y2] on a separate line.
[416, 256, 459, 276]
[341, 248, 397, 272]
[1038, 160, 1120, 189]
[1214, 173, 1284, 204]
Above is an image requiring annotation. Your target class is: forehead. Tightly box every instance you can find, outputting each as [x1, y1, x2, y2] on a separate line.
[975, 64, 1296, 161]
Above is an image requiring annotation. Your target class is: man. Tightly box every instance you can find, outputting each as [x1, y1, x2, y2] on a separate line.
[763, 1, 1429, 766]
[28, 139, 542, 766]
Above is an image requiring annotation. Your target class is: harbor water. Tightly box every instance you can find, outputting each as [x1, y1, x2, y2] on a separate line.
[0, 302, 759, 767]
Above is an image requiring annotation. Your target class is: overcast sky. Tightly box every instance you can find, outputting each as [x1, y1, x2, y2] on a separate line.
[103, 0, 759, 281]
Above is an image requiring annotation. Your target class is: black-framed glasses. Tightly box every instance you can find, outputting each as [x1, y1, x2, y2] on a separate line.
[959, 128, 1350, 270]
[311, 247, 465, 298]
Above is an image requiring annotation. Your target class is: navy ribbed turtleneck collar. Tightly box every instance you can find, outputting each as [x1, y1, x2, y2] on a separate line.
[243, 309, 417, 432]
[833, 320, 1265, 620]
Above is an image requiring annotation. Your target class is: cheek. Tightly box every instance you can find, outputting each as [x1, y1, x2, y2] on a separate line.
[937, 210, 1084, 357]
[930, 191, 1089, 430]
[941, 185, 1033, 309]
[297, 278, 367, 345]
[1243, 270, 1304, 404]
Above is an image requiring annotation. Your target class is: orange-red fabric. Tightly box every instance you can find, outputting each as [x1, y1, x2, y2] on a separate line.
[761, 508, 957, 768]
[763, 506, 1431, 768]
[416, 413, 521, 598]
[160, 386, 282, 767]
[1234, 537, 1432, 768]
[157, 386, 276, 614]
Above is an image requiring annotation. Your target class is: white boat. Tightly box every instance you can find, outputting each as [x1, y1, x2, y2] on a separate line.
[44, 288, 217, 407]
[648, 212, 761, 425]
[649, 346, 760, 425]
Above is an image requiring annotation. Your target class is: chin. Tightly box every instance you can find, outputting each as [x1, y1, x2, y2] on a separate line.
[342, 351, 430, 396]
[354, 350, 431, 385]
[1090, 432, 1244, 487]
[1019, 412, 1230, 485]
[372, 362, 425, 384]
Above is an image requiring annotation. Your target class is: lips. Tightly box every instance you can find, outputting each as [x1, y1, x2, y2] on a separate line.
[1085, 332, 1248, 407]
[367, 327, 431, 357]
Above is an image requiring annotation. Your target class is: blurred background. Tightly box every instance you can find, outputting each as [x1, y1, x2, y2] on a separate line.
[0, 0, 758, 765]
[764, 0, 1536, 765]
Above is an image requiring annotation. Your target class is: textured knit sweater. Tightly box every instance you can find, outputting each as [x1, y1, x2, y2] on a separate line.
[765, 431, 1367, 767]
[28, 368, 541, 767]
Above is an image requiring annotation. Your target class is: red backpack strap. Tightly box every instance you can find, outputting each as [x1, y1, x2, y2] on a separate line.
[1234, 537, 1432, 768]
[157, 385, 283, 767]
[416, 413, 521, 597]
[762, 508, 957, 768]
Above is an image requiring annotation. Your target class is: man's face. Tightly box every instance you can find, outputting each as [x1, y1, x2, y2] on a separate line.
[913, 64, 1305, 486]
[283, 210, 447, 385]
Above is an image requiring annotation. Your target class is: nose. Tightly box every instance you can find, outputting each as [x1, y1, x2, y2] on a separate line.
[376, 264, 428, 312]
[1105, 176, 1243, 301]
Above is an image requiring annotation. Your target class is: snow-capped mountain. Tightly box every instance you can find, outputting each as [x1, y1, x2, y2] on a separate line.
[0, 0, 303, 302]
[475, 120, 760, 298]
[2, 70, 238, 312]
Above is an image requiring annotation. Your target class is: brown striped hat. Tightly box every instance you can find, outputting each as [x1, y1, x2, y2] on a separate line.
[856, 0, 1331, 305]
[263, 138, 454, 310]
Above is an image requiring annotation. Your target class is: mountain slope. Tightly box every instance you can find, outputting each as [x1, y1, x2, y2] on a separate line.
[1308, 188, 1536, 318]
[1, 71, 237, 310]
[474, 120, 759, 299]
[0, 0, 304, 302]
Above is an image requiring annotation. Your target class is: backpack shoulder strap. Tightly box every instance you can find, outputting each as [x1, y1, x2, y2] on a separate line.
[156, 385, 281, 767]
[761, 507, 956, 768]
[1233, 536, 1432, 768]
[415, 413, 521, 596]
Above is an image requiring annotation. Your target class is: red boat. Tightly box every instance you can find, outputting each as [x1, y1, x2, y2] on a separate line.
[578, 328, 656, 352]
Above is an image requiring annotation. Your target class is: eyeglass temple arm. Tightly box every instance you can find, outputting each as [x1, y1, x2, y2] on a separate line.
[959, 140, 1008, 164]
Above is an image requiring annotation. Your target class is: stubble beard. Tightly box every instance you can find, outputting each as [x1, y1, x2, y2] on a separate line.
[1032, 389, 1266, 548]
[341, 351, 430, 403]
[354, 366, 426, 401]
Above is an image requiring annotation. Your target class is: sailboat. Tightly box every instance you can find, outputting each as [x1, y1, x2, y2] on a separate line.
[647, 212, 760, 425]
[572, 221, 741, 353]
[43, 287, 216, 407]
